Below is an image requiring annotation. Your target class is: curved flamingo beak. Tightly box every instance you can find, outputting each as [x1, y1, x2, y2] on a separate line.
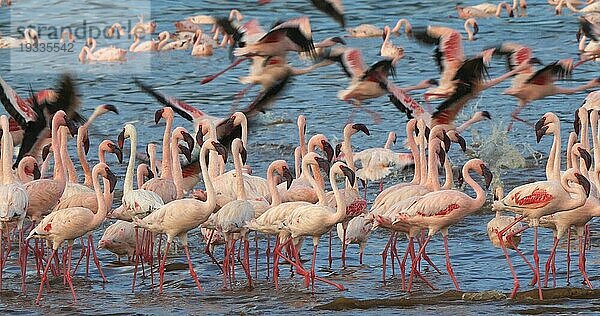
[32, 163, 41, 180]
[103, 104, 119, 114]
[109, 143, 123, 163]
[534, 116, 547, 132]
[117, 129, 125, 149]
[454, 133, 467, 152]
[335, 143, 343, 159]
[424, 126, 431, 140]
[147, 168, 155, 179]
[340, 164, 356, 187]
[574, 111, 581, 135]
[182, 131, 195, 151]
[196, 130, 205, 147]
[282, 166, 293, 189]
[437, 146, 446, 164]
[442, 133, 451, 152]
[481, 163, 493, 190]
[473, 22, 479, 36]
[178, 144, 193, 163]
[481, 111, 491, 120]
[83, 133, 90, 155]
[575, 173, 591, 197]
[212, 141, 227, 162]
[42, 144, 51, 161]
[106, 167, 118, 193]
[535, 125, 549, 143]
[315, 156, 330, 174]
[578, 147, 593, 170]
[321, 140, 334, 162]
[154, 109, 165, 124]
[352, 123, 370, 135]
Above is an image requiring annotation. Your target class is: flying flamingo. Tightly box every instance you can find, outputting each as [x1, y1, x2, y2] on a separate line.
[133, 132, 228, 293]
[280, 161, 356, 292]
[393, 158, 492, 292]
[260, 0, 345, 27]
[28, 162, 117, 304]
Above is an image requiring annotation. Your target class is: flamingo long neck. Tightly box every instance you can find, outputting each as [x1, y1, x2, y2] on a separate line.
[98, 146, 112, 207]
[148, 146, 158, 176]
[383, 28, 391, 44]
[591, 115, 600, 180]
[548, 125, 561, 181]
[424, 144, 441, 190]
[199, 145, 216, 211]
[171, 138, 184, 199]
[240, 118, 248, 147]
[343, 130, 356, 172]
[267, 164, 281, 207]
[91, 167, 108, 228]
[456, 117, 476, 133]
[298, 121, 307, 156]
[58, 128, 71, 182]
[561, 173, 587, 208]
[304, 160, 326, 205]
[441, 156, 454, 190]
[130, 34, 140, 51]
[61, 130, 78, 183]
[232, 143, 247, 201]
[77, 130, 92, 187]
[392, 19, 410, 33]
[157, 32, 169, 50]
[566, 132, 576, 169]
[579, 35, 588, 52]
[464, 20, 474, 41]
[205, 123, 222, 179]
[418, 133, 427, 185]
[124, 130, 137, 195]
[406, 124, 421, 185]
[137, 164, 147, 189]
[82, 108, 101, 130]
[462, 161, 486, 210]
[384, 133, 395, 149]
[16, 161, 30, 183]
[327, 168, 347, 226]
[294, 147, 302, 179]
[1, 117, 12, 184]
[161, 116, 173, 179]
[307, 142, 324, 186]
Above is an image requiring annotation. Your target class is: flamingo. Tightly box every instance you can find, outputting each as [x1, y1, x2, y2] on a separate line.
[380, 25, 405, 65]
[98, 220, 137, 262]
[79, 38, 127, 62]
[158, 31, 194, 51]
[130, 15, 157, 35]
[335, 214, 372, 265]
[347, 18, 412, 38]
[59, 30, 75, 43]
[0, 28, 39, 48]
[393, 158, 492, 292]
[28, 162, 117, 304]
[142, 108, 191, 203]
[456, 2, 514, 19]
[233, 16, 316, 57]
[129, 33, 159, 52]
[16, 155, 41, 183]
[556, 0, 600, 14]
[492, 167, 590, 300]
[260, 0, 345, 27]
[503, 58, 600, 130]
[0, 115, 29, 290]
[353, 131, 415, 192]
[539, 142, 597, 289]
[137, 163, 154, 189]
[133, 132, 227, 293]
[280, 161, 355, 292]
[23, 111, 68, 222]
[58, 125, 94, 202]
[191, 30, 214, 56]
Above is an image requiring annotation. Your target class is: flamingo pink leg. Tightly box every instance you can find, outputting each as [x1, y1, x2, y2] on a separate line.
[36, 248, 58, 305]
[132, 228, 140, 292]
[578, 235, 593, 289]
[341, 223, 348, 269]
[328, 230, 333, 269]
[381, 233, 394, 284]
[159, 240, 171, 294]
[544, 236, 559, 288]
[407, 235, 431, 292]
[443, 235, 460, 290]
[266, 236, 271, 281]
[65, 245, 77, 303]
[400, 237, 413, 291]
[183, 244, 203, 292]
[200, 57, 250, 84]
[533, 226, 543, 300]
[0, 230, 3, 290]
[497, 231, 520, 299]
[88, 235, 107, 282]
[204, 230, 223, 272]
[566, 228, 571, 285]
[254, 232, 258, 280]
[241, 239, 253, 288]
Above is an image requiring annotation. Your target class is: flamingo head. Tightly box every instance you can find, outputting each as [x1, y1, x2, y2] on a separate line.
[314, 155, 331, 174]
[154, 108, 164, 124]
[117, 128, 126, 149]
[179, 129, 195, 153]
[321, 139, 334, 162]
[82, 129, 90, 155]
[210, 140, 228, 163]
[480, 163, 493, 190]
[574, 172, 591, 197]
[351, 123, 370, 136]
[32, 161, 41, 180]
[339, 163, 356, 187]
[100, 104, 119, 115]
[535, 124, 549, 143]
[239, 142, 248, 165]
[493, 186, 504, 201]
[105, 141, 123, 163]
[42, 143, 52, 161]
[382, 25, 390, 40]
[575, 144, 593, 171]
[274, 160, 293, 189]
[178, 144, 192, 163]
[335, 143, 343, 160]
[195, 129, 206, 147]
[447, 130, 466, 152]
[104, 165, 118, 193]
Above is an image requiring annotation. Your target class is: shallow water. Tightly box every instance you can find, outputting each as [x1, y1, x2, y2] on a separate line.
[0, 0, 599, 314]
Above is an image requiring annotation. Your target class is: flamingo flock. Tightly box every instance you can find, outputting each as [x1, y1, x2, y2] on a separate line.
[0, 0, 599, 308]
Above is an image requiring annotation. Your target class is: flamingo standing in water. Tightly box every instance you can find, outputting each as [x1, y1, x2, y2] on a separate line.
[133, 132, 227, 294]
[393, 158, 492, 292]
[29, 163, 117, 304]
[0, 115, 29, 291]
[456, 2, 515, 19]
[280, 161, 356, 292]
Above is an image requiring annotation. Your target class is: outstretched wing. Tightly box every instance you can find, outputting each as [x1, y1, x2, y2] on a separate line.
[309, 0, 345, 28]
[387, 82, 428, 121]
[0, 75, 37, 128]
[339, 48, 366, 79]
[134, 79, 207, 121]
[525, 61, 571, 85]
[361, 59, 395, 82]
[492, 43, 533, 71]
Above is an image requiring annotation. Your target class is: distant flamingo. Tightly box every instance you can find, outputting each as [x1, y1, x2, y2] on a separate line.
[98, 220, 137, 262]
[456, 2, 514, 18]
[380, 25, 405, 64]
[347, 18, 411, 38]
[129, 33, 159, 52]
[79, 38, 127, 62]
